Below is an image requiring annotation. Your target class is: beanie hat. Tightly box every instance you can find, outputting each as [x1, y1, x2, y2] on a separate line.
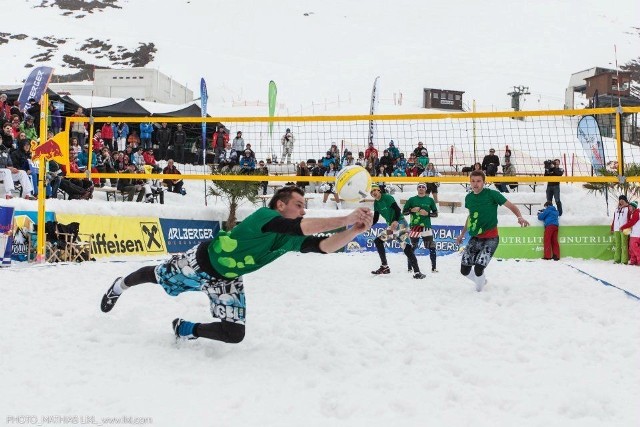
[370, 184, 381, 192]
[630, 201, 638, 208]
[619, 195, 628, 202]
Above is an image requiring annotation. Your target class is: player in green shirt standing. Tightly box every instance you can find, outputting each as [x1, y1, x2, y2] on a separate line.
[100, 186, 373, 344]
[402, 183, 439, 273]
[455, 171, 529, 292]
[370, 184, 425, 279]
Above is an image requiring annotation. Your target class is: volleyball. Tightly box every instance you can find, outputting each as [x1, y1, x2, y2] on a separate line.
[335, 165, 371, 201]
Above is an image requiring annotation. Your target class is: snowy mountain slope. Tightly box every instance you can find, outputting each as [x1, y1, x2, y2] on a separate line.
[0, 0, 638, 113]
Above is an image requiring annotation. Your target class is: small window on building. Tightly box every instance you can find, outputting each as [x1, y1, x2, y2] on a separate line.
[432, 92, 439, 99]
[448, 93, 454, 100]
[112, 77, 117, 79]
[126, 77, 130, 79]
[455, 94, 461, 101]
[118, 77, 123, 79]
[139, 76, 144, 79]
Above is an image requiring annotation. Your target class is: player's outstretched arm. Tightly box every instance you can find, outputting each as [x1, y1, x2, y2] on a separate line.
[504, 200, 530, 227]
[300, 207, 372, 235]
[319, 214, 374, 253]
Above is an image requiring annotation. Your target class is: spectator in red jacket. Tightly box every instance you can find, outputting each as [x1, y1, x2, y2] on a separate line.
[620, 201, 639, 266]
[143, 148, 162, 173]
[364, 142, 379, 160]
[101, 122, 114, 152]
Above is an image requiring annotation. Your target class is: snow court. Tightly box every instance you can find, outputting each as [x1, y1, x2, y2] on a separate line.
[1, 253, 639, 426]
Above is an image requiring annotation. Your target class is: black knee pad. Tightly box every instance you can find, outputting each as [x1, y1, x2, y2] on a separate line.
[474, 265, 485, 276]
[222, 322, 245, 344]
[460, 265, 472, 276]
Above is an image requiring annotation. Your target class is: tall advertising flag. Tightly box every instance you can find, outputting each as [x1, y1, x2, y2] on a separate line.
[18, 66, 54, 115]
[268, 80, 277, 136]
[577, 115, 605, 175]
[200, 78, 208, 166]
[368, 76, 380, 146]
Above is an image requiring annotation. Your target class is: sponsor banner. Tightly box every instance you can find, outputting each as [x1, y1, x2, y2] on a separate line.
[495, 225, 613, 260]
[200, 78, 208, 160]
[368, 76, 380, 146]
[345, 223, 467, 256]
[345, 224, 613, 260]
[268, 80, 277, 136]
[57, 214, 167, 258]
[0, 206, 15, 267]
[159, 218, 220, 253]
[11, 210, 56, 261]
[18, 66, 54, 115]
[577, 115, 605, 175]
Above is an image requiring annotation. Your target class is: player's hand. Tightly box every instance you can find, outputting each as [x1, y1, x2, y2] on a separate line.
[344, 207, 371, 226]
[517, 217, 530, 227]
[455, 234, 464, 245]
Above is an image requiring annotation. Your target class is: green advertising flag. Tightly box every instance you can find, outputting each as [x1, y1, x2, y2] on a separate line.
[268, 80, 277, 136]
[494, 226, 614, 260]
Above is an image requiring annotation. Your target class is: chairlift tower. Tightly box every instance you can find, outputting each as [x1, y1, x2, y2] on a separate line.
[507, 85, 530, 111]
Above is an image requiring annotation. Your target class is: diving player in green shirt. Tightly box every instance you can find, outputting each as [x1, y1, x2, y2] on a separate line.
[370, 184, 425, 279]
[455, 171, 529, 292]
[101, 186, 373, 344]
[402, 183, 439, 273]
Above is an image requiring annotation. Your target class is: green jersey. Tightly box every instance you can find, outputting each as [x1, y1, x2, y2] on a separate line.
[373, 193, 400, 224]
[464, 188, 507, 237]
[207, 207, 308, 279]
[403, 195, 438, 228]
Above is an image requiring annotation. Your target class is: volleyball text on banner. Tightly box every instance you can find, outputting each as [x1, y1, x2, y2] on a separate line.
[577, 115, 606, 175]
[268, 80, 277, 137]
[0, 206, 15, 267]
[17, 66, 54, 116]
[368, 76, 380, 146]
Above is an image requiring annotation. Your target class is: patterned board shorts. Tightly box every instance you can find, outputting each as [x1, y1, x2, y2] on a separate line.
[461, 236, 499, 268]
[154, 246, 246, 324]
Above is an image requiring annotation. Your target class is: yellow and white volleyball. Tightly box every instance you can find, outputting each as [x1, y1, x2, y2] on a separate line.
[622, 228, 631, 236]
[335, 165, 372, 201]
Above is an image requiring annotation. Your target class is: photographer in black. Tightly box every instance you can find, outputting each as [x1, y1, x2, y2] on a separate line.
[544, 158, 563, 216]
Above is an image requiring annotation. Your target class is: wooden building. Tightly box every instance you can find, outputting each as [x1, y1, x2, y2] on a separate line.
[423, 88, 465, 110]
[584, 70, 632, 102]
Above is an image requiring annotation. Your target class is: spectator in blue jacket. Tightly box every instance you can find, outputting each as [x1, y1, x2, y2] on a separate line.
[321, 151, 336, 170]
[140, 122, 154, 150]
[537, 201, 560, 261]
[239, 149, 256, 173]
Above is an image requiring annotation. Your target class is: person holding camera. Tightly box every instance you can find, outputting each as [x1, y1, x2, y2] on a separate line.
[537, 201, 560, 260]
[544, 158, 563, 216]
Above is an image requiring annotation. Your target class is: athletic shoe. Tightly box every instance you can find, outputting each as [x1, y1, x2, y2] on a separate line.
[407, 267, 413, 273]
[371, 265, 390, 275]
[553, 257, 560, 261]
[413, 272, 426, 279]
[100, 277, 123, 313]
[431, 268, 438, 273]
[172, 318, 198, 340]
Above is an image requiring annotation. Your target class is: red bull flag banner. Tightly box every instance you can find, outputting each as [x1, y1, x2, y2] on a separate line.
[31, 129, 69, 165]
[18, 66, 54, 116]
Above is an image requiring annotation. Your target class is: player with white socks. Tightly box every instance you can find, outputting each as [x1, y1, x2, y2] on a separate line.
[455, 170, 529, 291]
